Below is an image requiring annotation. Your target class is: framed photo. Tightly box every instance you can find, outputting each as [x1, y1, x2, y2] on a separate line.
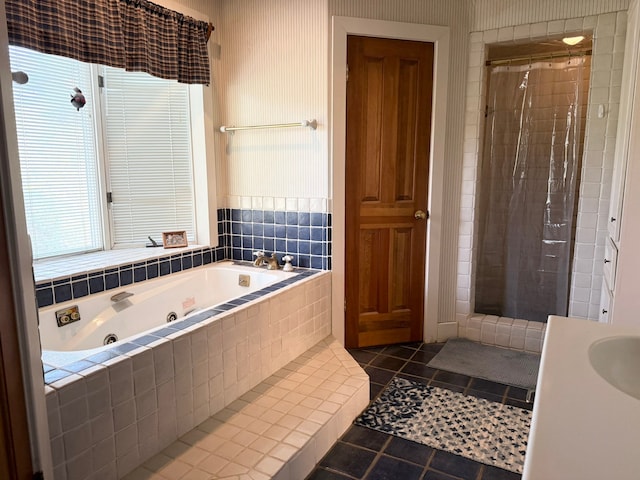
[162, 230, 188, 248]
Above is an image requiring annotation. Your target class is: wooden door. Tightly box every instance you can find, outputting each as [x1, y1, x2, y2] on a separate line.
[345, 35, 433, 348]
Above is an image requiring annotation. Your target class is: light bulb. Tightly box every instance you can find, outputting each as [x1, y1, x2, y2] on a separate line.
[562, 36, 585, 46]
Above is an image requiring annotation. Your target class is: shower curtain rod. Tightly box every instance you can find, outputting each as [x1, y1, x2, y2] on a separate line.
[486, 49, 592, 67]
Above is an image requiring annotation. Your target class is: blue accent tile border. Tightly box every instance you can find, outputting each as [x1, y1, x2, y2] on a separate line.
[36, 245, 227, 309]
[224, 208, 331, 271]
[41, 266, 322, 386]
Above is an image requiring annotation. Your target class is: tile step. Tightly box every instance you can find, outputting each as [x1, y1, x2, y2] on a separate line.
[123, 336, 370, 480]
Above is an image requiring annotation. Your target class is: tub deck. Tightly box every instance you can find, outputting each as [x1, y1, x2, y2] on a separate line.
[123, 337, 369, 480]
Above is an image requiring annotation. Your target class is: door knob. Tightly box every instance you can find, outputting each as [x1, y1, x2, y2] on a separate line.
[414, 210, 428, 220]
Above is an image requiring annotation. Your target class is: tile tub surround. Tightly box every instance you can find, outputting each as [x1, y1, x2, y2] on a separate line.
[41, 267, 319, 381]
[222, 208, 332, 270]
[44, 271, 331, 479]
[124, 337, 369, 480]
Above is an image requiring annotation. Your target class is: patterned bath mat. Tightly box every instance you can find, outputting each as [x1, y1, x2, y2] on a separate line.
[355, 377, 531, 474]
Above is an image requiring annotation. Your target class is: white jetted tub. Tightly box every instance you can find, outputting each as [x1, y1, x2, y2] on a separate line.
[38, 261, 295, 354]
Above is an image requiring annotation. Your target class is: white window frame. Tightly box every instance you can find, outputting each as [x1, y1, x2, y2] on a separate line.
[13, 57, 219, 262]
[94, 65, 201, 249]
[92, 65, 112, 251]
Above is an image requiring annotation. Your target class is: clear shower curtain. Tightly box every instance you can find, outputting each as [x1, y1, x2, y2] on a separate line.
[475, 58, 587, 323]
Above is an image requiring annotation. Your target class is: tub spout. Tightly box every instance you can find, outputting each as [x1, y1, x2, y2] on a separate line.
[111, 291, 134, 303]
[253, 250, 266, 266]
[264, 253, 281, 270]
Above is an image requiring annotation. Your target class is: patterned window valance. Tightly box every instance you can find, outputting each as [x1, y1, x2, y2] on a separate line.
[6, 0, 213, 84]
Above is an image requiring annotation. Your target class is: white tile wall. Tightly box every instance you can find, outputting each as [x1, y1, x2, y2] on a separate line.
[436, 322, 459, 342]
[458, 313, 548, 354]
[471, 1, 629, 32]
[457, 11, 627, 344]
[45, 272, 331, 480]
[225, 195, 328, 213]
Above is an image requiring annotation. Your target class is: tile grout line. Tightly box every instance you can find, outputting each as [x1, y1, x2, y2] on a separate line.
[477, 463, 487, 480]
[501, 385, 511, 405]
[358, 435, 393, 479]
[318, 465, 359, 480]
[419, 447, 439, 480]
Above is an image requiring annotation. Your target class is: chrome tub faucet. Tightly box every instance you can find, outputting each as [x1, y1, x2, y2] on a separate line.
[253, 251, 281, 270]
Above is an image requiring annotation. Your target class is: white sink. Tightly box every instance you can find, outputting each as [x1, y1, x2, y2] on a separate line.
[588, 336, 640, 401]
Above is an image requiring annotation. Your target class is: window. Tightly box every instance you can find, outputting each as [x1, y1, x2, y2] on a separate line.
[9, 46, 196, 260]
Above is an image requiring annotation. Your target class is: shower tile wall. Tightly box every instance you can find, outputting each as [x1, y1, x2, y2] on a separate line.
[458, 11, 626, 334]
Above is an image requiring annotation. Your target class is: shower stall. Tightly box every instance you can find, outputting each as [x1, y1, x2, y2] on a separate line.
[475, 47, 591, 323]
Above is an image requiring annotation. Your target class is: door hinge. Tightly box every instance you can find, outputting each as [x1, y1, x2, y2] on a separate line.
[106, 192, 113, 204]
[98, 75, 105, 88]
[344, 298, 347, 312]
[346, 64, 349, 82]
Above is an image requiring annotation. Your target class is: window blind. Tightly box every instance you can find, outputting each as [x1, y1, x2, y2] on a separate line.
[101, 67, 195, 245]
[9, 46, 103, 259]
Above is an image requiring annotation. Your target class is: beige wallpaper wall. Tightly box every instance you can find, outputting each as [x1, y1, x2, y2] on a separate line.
[214, 0, 329, 205]
[176, 0, 632, 328]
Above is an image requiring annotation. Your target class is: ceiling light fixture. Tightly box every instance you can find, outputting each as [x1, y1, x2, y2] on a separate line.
[562, 36, 585, 46]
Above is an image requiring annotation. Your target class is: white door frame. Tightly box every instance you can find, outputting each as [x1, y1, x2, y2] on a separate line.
[0, 1, 53, 476]
[330, 16, 450, 345]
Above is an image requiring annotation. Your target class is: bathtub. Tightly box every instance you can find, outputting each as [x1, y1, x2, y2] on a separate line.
[42, 259, 331, 479]
[38, 261, 296, 355]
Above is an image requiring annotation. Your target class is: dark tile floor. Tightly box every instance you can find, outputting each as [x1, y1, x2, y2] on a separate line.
[306, 342, 531, 480]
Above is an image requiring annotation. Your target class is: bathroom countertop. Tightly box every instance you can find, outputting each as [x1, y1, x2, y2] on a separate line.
[523, 315, 640, 480]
